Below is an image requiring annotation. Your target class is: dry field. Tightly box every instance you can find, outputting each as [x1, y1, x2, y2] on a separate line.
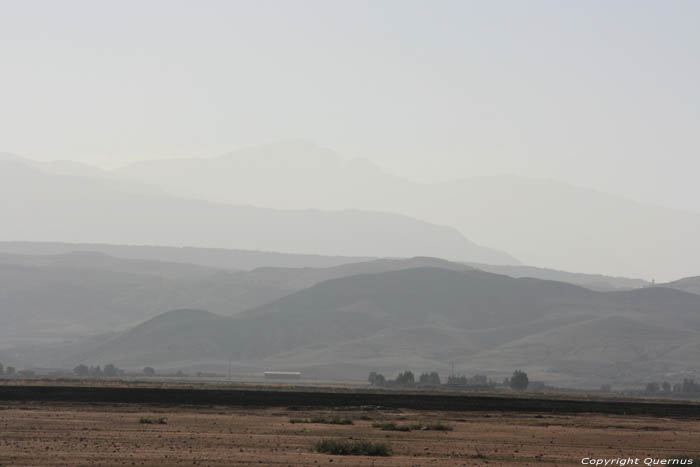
[1, 401, 699, 466]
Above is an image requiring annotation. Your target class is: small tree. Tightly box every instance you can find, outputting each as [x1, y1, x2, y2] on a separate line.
[662, 381, 671, 393]
[368, 371, 386, 386]
[143, 366, 156, 377]
[395, 371, 415, 386]
[419, 372, 441, 385]
[646, 382, 659, 394]
[103, 364, 119, 377]
[509, 370, 529, 391]
[5, 366, 15, 376]
[682, 379, 700, 393]
[0, 362, 4, 375]
[73, 364, 89, 377]
[448, 375, 468, 386]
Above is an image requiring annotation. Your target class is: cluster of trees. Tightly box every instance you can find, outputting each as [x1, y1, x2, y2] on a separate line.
[447, 373, 495, 388]
[645, 379, 700, 394]
[503, 370, 530, 391]
[369, 370, 529, 391]
[369, 370, 440, 387]
[73, 363, 124, 377]
[73, 364, 158, 377]
[0, 362, 17, 376]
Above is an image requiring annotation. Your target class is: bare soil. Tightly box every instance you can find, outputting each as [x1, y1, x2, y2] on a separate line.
[1, 401, 698, 466]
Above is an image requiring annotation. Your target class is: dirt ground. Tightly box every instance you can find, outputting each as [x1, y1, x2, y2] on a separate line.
[0, 401, 698, 466]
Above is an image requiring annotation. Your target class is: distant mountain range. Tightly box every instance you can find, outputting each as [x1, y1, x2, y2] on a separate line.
[44, 266, 700, 388]
[107, 140, 700, 280]
[2, 250, 698, 388]
[0, 250, 646, 347]
[0, 157, 516, 264]
[2, 142, 699, 388]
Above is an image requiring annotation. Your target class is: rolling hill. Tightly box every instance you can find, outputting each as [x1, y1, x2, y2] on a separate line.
[0, 251, 651, 351]
[663, 276, 700, 296]
[52, 267, 700, 387]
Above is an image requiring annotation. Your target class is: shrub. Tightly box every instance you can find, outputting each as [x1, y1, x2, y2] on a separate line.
[290, 416, 353, 425]
[314, 416, 353, 425]
[139, 417, 167, 424]
[423, 422, 453, 431]
[373, 421, 453, 432]
[315, 439, 391, 456]
[372, 422, 411, 432]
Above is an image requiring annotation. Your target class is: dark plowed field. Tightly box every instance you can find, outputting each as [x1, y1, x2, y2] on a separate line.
[1, 384, 699, 417]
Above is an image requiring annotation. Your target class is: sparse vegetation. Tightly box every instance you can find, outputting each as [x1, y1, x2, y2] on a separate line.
[372, 422, 411, 431]
[315, 439, 391, 456]
[139, 417, 167, 424]
[423, 422, 453, 431]
[372, 421, 453, 432]
[290, 416, 353, 425]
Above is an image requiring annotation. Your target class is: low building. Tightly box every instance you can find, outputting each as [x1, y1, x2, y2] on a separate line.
[263, 371, 301, 380]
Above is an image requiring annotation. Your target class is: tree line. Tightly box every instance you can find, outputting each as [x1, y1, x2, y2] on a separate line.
[73, 364, 157, 377]
[644, 378, 700, 395]
[368, 369, 529, 391]
[0, 362, 16, 376]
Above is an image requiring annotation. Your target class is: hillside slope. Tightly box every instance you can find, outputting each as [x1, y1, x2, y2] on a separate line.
[65, 268, 700, 387]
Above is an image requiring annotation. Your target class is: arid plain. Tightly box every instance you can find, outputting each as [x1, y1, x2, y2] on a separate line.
[1, 400, 699, 466]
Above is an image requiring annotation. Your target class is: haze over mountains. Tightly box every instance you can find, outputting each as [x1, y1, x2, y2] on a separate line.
[86, 141, 700, 280]
[2, 142, 699, 389]
[5, 142, 700, 279]
[0, 156, 514, 264]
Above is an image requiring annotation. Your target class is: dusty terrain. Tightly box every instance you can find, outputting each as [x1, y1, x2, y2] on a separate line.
[1, 401, 698, 466]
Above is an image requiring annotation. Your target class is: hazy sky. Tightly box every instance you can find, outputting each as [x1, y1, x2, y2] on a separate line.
[2, 1, 699, 211]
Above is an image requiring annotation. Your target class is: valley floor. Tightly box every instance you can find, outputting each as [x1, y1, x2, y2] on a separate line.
[1, 401, 698, 466]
